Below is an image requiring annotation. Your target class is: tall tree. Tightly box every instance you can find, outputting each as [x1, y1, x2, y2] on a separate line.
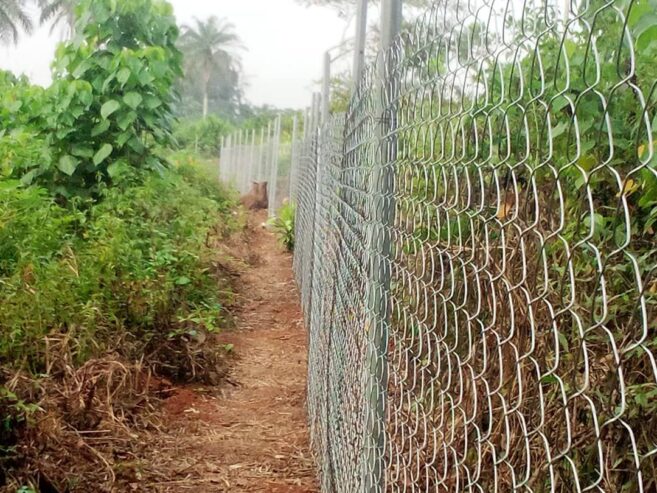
[179, 16, 242, 119]
[37, 0, 77, 38]
[0, 0, 32, 44]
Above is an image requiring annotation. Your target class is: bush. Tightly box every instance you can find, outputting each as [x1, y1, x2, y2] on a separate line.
[0, 0, 183, 198]
[0, 161, 237, 372]
[269, 201, 295, 251]
[173, 116, 231, 156]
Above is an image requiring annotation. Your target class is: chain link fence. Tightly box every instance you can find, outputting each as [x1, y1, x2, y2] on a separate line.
[220, 0, 657, 490]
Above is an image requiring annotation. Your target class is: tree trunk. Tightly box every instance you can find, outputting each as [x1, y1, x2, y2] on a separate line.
[202, 68, 211, 119]
[202, 91, 209, 119]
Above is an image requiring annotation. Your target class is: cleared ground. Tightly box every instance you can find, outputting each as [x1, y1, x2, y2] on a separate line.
[146, 212, 317, 492]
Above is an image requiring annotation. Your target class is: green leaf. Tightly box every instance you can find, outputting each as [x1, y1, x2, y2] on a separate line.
[175, 276, 191, 286]
[7, 100, 22, 112]
[58, 155, 79, 176]
[100, 100, 120, 119]
[91, 120, 111, 137]
[123, 92, 143, 110]
[117, 131, 132, 148]
[117, 67, 131, 85]
[144, 95, 162, 109]
[107, 161, 128, 178]
[71, 146, 94, 158]
[93, 144, 113, 165]
[540, 374, 559, 385]
[117, 111, 137, 131]
[19, 170, 38, 186]
[0, 180, 22, 191]
[128, 137, 145, 154]
[138, 70, 155, 86]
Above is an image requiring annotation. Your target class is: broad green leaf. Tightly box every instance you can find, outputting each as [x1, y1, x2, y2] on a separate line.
[100, 100, 120, 119]
[144, 95, 162, 109]
[91, 120, 111, 137]
[93, 144, 113, 165]
[58, 155, 79, 176]
[71, 146, 94, 158]
[117, 111, 138, 131]
[117, 131, 132, 148]
[128, 137, 145, 154]
[123, 92, 143, 110]
[117, 67, 131, 85]
[107, 160, 128, 178]
[138, 70, 155, 86]
[20, 170, 38, 186]
[72, 60, 91, 78]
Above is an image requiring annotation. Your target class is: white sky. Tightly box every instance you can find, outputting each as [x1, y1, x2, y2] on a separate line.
[0, 0, 352, 109]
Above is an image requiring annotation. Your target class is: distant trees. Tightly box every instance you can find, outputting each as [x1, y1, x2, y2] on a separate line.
[179, 16, 243, 119]
[0, 0, 77, 44]
[0, 0, 32, 44]
[37, 0, 77, 38]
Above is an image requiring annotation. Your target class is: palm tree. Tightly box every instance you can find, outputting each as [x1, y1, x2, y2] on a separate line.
[180, 17, 242, 119]
[37, 0, 76, 39]
[0, 0, 33, 45]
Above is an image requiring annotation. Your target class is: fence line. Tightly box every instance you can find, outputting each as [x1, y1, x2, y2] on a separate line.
[220, 114, 297, 216]
[220, 0, 657, 490]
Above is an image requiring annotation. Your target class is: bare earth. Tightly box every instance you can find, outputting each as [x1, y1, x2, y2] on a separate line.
[147, 212, 317, 492]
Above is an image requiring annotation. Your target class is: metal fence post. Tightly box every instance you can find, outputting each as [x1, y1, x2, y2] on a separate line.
[322, 52, 331, 125]
[246, 129, 254, 187]
[363, 1, 401, 492]
[306, 92, 321, 319]
[269, 115, 282, 217]
[289, 115, 299, 203]
[219, 136, 225, 182]
[224, 134, 232, 184]
[256, 127, 264, 183]
[353, 0, 368, 87]
[236, 129, 243, 192]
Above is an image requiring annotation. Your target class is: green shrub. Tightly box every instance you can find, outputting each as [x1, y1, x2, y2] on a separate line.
[0, 161, 236, 372]
[0, 0, 183, 198]
[269, 201, 295, 251]
[173, 116, 231, 156]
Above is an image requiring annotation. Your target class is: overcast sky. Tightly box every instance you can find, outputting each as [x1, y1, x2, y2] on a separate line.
[0, 0, 351, 109]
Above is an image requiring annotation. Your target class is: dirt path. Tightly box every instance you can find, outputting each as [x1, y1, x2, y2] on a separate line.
[148, 212, 317, 492]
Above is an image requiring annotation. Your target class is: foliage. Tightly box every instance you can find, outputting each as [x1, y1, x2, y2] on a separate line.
[0, 0, 183, 198]
[173, 116, 231, 156]
[0, 161, 236, 373]
[329, 72, 351, 113]
[36, 0, 183, 197]
[269, 201, 296, 251]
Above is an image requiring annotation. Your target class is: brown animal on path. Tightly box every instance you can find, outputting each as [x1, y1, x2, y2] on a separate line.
[240, 181, 269, 210]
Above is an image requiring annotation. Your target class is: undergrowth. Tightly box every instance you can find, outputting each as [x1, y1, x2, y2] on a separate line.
[0, 160, 237, 372]
[269, 201, 296, 252]
[0, 157, 241, 491]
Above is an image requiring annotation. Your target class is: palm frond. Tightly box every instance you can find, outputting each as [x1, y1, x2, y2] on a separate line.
[0, 0, 33, 45]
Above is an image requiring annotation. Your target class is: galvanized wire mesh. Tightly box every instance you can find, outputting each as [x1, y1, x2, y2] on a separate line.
[293, 0, 657, 491]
